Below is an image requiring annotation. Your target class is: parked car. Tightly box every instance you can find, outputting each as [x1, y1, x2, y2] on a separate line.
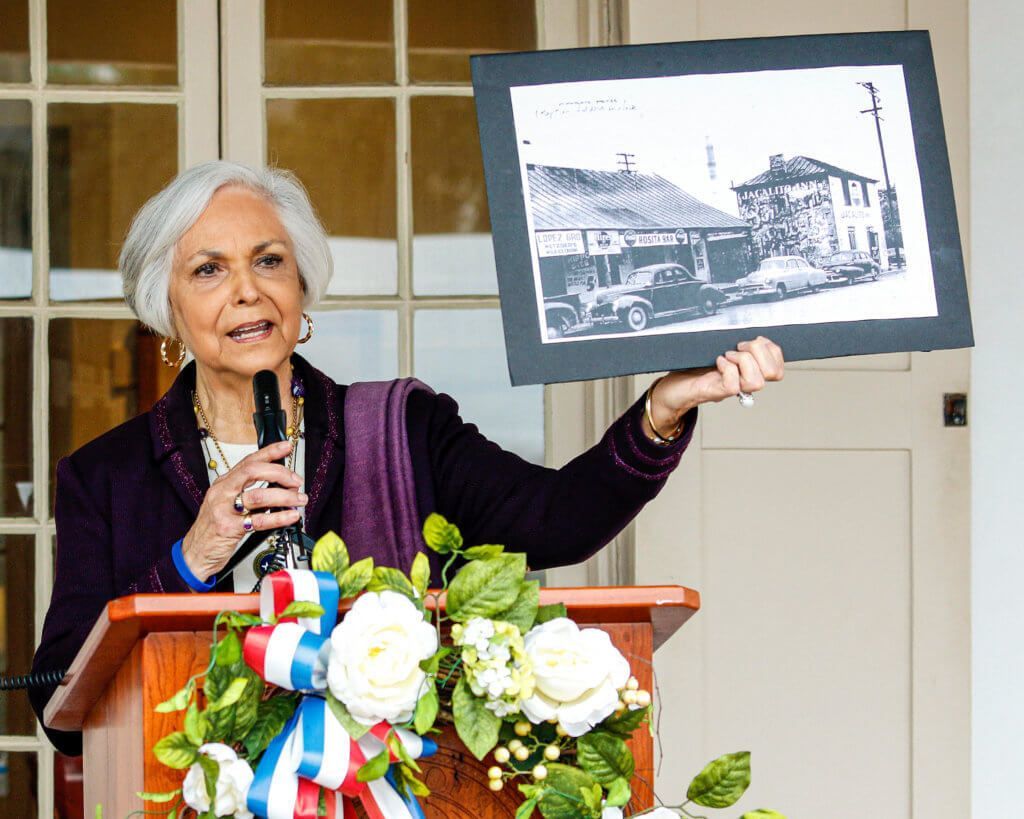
[544, 294, 586, 339]
[821, 249, 881, 284]
[735, 256, 829, 300]
[584, 263, 728, 332]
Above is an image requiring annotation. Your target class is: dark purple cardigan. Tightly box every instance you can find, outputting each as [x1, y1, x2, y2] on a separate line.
[30, 354, 697, 755]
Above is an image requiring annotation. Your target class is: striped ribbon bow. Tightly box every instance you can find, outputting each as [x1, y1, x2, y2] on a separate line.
[242, 569, 436, 819]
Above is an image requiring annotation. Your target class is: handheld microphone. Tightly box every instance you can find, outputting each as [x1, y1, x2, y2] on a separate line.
[253, 370, 288, 456]
[249, 370, 311, 587]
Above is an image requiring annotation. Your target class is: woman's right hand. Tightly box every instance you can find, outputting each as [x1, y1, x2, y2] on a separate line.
[180, 440, 307, 583]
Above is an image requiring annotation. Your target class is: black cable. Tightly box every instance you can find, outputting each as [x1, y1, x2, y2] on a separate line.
[0, 669, 66, 690]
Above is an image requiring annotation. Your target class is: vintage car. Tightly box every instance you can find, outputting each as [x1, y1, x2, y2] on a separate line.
[734, 256, 829, 300]
[821, 249, 882, 284]
[584, 263, 728, 332]
[543, 294, 586, 339]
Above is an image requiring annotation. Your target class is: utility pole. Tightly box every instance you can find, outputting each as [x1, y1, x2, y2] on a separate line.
[858, 81, 902, 266]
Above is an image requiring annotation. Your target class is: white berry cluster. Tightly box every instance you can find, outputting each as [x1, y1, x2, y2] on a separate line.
[452, 617, 536, 717]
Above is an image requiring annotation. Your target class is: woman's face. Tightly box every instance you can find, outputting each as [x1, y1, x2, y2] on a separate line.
[168, 185, 304, 381]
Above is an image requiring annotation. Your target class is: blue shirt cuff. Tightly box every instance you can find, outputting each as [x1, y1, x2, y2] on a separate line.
[171, 538, 216, 592]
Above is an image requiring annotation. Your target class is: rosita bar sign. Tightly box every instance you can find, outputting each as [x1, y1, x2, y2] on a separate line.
[622, 229, 689, 247]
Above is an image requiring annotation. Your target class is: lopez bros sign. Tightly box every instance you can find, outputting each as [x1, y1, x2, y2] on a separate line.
[622, 229, 689, 247]
[536, 230, 585, 258]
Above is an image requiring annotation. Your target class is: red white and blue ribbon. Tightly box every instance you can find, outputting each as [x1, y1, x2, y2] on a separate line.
[243, 569, 435, 819]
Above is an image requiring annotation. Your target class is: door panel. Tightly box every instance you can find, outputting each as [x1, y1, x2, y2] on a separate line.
[626, 1, 970, 818]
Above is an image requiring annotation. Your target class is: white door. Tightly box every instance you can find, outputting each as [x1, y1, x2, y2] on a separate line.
[621, 3, 971, 818]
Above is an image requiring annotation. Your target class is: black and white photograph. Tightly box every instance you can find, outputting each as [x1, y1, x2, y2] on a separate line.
[472, 32, 973, 384]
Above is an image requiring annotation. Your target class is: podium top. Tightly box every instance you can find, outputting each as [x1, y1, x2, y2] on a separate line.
[45, 585, 699, 731]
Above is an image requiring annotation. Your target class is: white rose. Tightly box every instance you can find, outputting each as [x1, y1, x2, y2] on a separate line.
[327, 590, 438, 725]
[181, 743, 254, 819]
[520, 618, 630, 736]
[602, 808, 624, 819]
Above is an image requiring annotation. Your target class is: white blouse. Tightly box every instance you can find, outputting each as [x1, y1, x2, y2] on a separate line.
[203, 437, 306, 592]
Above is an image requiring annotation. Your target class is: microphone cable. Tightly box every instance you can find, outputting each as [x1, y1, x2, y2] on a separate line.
[0, 669, 67, 690]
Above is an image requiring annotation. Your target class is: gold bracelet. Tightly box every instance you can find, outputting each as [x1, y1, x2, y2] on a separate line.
[644, 376, 685, 445]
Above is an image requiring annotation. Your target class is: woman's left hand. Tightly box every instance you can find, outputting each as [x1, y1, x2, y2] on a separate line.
[644, 336, 785, 438]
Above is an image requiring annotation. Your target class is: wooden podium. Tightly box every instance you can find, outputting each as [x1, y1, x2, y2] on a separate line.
[45, 586, 700, 818]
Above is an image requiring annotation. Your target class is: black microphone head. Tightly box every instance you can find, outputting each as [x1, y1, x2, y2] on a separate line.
[253, 370, 281, 413]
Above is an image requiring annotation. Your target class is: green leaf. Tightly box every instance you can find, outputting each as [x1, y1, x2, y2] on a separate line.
[410, 552, 431, 596]
[152, 732, 198, 770]
[534, 603, 567, 625]
[446, 553, 527, 622]
[740, 811, 787, 819]
[599, 704, 650, 736]
[422, 513, 463, 554]
[242, 694, 299, 759]
[203, 663, 238, 738]
[275, 600, 326, 622]
[463, 544, 504, 561]
[183, 702, 206, 747]
[222, 611, 262, 629]
[311, 531, 350, 580]
[516, 795, 540, 819]
[198, 755, 218, 802]
[579, 783, 602, 812]
[413, 683, 440, 735]
[368, 566, 417, 598]
[399, 763, 430, 797]
[452, 675, 500, 760]
[337, 557, 374, 598]
[419, 647, 451, 675]
[356, 748, 390, 783]
[208, 676, 249, 712]
[605, 777, 631, 807]
[576, 733, 634, 784]
[215, 630, 242, 667]
[536, 764, 599, 819]
[494, 580, 539, 633]
[136, 789, 180, 803]
[387, 730, 421, 774]
[686, 750, 751, 809]
[325, 691, 371, 740]
[230, 668, 262, 740]
[154, 680, 193, 713]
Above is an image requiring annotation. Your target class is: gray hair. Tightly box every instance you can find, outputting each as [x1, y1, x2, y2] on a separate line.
[120, 160, 333, 337]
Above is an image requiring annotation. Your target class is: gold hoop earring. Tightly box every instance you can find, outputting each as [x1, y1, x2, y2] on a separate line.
[297, 312, 314, 344]
[160, 337, 186, 368]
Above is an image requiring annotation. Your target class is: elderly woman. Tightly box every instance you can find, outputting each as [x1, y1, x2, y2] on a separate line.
[30, 161, 783, 755]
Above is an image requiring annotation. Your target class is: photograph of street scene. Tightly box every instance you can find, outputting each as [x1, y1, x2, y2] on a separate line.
[509, 65, 938, 343]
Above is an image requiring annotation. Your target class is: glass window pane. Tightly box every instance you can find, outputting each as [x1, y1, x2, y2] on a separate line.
[0, 101, 31, 300]
[0, 319, 33, 517]
[411, 96, 497, 295]
[268, 98, 397, 295]
[265, 0, 394, 86]
[301, 310, 398, 384]
[407, 0, 537, 84]
[49, 319, 142, 493]
[0, 536, 35, 735]
[0, 751, 38, 811]
[47, 103, 178, 301]
[0, 0, 30, 83]
[414, 309, 543, 463]
[47, 0, 177, 86]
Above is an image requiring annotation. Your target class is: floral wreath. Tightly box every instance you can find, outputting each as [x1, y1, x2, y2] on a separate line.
[140, 514, 785, 819]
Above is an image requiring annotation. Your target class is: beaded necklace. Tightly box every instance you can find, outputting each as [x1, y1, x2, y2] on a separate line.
[191, 373, 306, 476]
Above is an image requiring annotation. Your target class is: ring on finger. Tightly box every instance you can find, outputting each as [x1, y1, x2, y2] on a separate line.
[242, 515, 254, 533]
[233, 492, 248, 515]
[738, 391, 755, 408]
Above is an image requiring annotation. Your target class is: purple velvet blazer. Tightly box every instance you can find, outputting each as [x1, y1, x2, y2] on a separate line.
[30, 354, 697, 755]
